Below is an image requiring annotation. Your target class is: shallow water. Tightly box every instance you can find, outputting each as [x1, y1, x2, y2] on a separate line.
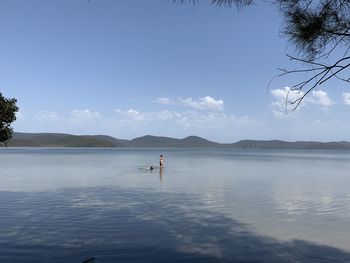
[1, 148, 350, 262]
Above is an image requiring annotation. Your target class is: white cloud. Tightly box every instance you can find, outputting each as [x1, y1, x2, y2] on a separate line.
[154, 96, 224, 111]
[70, 109, 101, 119]
[115, 108, 251, 129]
[270, 87, 334, 118]
[116, 108, 180, 123]
[69, 109, 102, 125]
[115, 108, 152, 122]
[155, 97, 171, 105]
[309, 90, 335, 107]
[270, 87, 304, 118]
[35, 111, 60, 122]
[180, 96, 224, 111]
[34, 109, 102, 125]
[270, 101, 286, 119]
[270, 87, 304, 104]
[343, 92, 350, 105]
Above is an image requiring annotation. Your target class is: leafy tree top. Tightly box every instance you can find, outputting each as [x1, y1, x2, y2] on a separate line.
[0, 93, 19, 146]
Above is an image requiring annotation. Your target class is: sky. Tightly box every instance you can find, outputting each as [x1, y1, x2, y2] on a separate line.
[1, 0, 350, 142]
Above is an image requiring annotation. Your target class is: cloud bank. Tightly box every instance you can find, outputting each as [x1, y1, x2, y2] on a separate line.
[155, 96, 224, 111]
[343, 92, 350, 105]
[13, 93, 350, 142]
[270, 87, 335, 118]
[14, 103, 255, 142]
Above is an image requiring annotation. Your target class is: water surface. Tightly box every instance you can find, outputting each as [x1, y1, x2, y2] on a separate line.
[1, 148, 350, 262]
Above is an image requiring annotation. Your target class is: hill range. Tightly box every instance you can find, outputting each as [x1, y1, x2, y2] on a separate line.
[5, 132, 350, 150]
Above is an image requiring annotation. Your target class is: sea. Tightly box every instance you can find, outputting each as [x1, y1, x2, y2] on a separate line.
[1, 147, 350, 262]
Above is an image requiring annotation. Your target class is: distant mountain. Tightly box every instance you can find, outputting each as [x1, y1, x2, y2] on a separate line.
[6, 132, 350, 149]
[231, 140, 350, 150]
[128, 135, 220, 148]
[9, 133, 128, 147]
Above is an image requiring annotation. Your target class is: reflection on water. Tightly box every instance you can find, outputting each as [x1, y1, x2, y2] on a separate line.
[1, 186, 350, 263]
[159, 168, 164, 184]
[0, 148, 350, 262]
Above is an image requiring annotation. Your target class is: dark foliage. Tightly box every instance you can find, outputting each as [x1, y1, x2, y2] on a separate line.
[0, 93, 19, 146]
[279, 0, 350, 57]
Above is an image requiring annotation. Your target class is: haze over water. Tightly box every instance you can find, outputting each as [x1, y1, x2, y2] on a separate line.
[1, 148, 350, 262]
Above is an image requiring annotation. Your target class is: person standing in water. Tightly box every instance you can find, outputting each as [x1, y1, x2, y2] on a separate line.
[159, 154, 164, 168]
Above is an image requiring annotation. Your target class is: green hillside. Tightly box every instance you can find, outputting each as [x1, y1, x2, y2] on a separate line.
[6, 133, 350, 149]
[8, 133, 127, 147]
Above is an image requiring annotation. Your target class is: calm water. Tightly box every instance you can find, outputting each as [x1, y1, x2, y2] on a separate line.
[1, 148, 350, 262]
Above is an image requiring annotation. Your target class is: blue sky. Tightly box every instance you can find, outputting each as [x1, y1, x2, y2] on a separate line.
[1, 0, 350, 142]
